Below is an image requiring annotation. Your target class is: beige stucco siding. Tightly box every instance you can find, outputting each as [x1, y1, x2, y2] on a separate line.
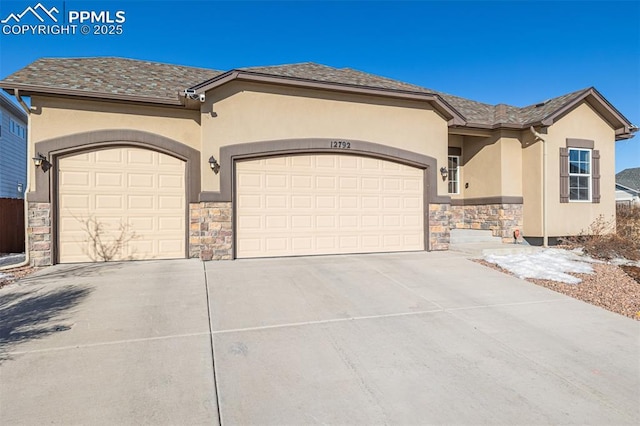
[202, 82, 449, 194]
[499, 131, 523, 197]
[523, 102, 616, 237]
[457, 131, 523, 200]
[459, 135, 501, 198]
[29, 96, 201, 193]
[522, 130, 543, 236]
[30, 96, 201, 146]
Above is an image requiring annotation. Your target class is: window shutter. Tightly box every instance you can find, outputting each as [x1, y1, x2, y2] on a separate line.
[592, 150, 600, 203]
[559, 147, 569, 203]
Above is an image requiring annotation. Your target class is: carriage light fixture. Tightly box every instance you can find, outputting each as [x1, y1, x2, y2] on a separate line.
[440, 166, 448, 180]
[208, 156, 220, 174]
[33, 153, 52, 172]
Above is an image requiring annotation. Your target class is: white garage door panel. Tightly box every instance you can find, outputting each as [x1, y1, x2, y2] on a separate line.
[236, 154, 424, 258]
[58, 147, 185, 263]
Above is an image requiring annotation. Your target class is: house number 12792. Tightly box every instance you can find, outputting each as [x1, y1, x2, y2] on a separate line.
[330, 141, 351, 149]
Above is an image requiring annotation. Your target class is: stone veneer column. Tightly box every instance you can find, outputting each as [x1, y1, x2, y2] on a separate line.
[428, 204, 450, 250]
[189, 202, 232, 260]
[28, 202, 52, 267]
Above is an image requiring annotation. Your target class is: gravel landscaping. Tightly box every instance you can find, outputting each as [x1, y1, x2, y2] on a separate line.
[477, 259, 640, 321]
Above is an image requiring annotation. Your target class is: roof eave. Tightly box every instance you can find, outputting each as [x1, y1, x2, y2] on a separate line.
[0, 92, 28, 121]
[538, 87, 635, 139]
[0, 82, 186, 107]
[188, 70, 467, 126]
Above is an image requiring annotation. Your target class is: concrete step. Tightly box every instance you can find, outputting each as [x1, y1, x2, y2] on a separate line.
[450, 229, 501, 244]
[449, 242, 540, 258]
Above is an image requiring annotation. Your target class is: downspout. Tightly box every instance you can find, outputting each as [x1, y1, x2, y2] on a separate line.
[530, 126, 548, 247]
[0, 89, 32, 270]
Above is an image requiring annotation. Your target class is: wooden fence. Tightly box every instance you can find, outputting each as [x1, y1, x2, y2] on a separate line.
[0, 198, 25, 253]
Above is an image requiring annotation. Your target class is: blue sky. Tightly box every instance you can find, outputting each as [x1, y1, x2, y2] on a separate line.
[1, 0, 638, 171]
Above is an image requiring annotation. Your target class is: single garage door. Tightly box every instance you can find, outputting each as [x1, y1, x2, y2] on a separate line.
[58, 147, 186, 263]
[236, 154, 424, 258]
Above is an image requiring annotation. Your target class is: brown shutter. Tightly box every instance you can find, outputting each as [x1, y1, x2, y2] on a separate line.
[592, 150, 600, 203]
[559, 147, 569, 203]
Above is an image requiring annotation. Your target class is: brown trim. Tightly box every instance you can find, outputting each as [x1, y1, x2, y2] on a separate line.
[450, 196, 523, 206]
[566, 138, 594, 149]
[541, 88, 634, 138]
[31, 130, 200, 263]
[559, 147, 569, 203]
[592, 150, 601, 203]
[448, 147, 462, 156]
[200, 138, 450, 205]
[1, 83, 184, 107]
[190, 70, 467, 126]
[202, 138, 450, 255]
[29, 130, 201, 203]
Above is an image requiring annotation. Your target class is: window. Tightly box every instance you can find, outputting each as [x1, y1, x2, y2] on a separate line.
[448, 155, 460, 194]
[9, 118, 26, 139]
[568, 148, 591, 201]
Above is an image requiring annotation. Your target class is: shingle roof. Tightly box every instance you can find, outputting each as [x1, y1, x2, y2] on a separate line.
[0, 57, 620, 129]
[616, 168, 640, 191]
[1, 57, 221, 102]
[238, 62, 498, 124]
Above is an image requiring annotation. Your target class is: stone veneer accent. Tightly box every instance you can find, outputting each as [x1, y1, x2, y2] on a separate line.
[189, 202, 233, 260]
[450, 203, 523, 243]
[28, 202, 52, 267]
[428, 203, 450, 250]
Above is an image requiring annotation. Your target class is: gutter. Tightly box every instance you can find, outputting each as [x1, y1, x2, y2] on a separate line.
[0, 89, 32, 271]
[529, 126, 548, 248]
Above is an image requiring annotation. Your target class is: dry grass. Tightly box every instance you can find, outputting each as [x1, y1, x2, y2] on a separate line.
[561, 205, 640, 261]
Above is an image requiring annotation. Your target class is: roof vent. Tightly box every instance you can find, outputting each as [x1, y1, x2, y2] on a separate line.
[535, 99, 550, 107]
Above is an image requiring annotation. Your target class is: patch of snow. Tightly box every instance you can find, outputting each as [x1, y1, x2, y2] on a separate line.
[0, 253, 26, 267]
[484, 248, 596, 284]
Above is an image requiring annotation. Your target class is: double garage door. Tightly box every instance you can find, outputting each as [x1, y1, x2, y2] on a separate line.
[57, 149, 424, 262]
[236, 154, 424, 258]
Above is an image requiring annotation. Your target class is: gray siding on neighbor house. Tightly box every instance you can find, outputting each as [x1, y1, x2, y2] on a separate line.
[0, 95, 27, 199]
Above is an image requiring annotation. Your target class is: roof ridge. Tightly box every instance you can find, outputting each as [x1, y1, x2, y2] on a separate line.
[520, 87, 591, 110]
[34, 56, 223, 73]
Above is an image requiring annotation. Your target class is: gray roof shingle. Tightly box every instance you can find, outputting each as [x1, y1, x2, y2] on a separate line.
[616, 168, 640, 191]
[0, 57, 603, 128]
[2, 57, 221, 102]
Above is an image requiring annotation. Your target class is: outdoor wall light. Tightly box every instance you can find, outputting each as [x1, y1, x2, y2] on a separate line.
[439, 166, 448, 181]
[208, 156, 220, 174]
[33, 153, 52, 172]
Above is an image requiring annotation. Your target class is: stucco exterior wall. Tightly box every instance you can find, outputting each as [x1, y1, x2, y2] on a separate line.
[460, 133, 525, 199]
[522, 130, 543, 236]
[499, 131, 523, 197]
[201, 81, 450, 195]
[29, 96, 201, 193]
[523, 102, 616, 237]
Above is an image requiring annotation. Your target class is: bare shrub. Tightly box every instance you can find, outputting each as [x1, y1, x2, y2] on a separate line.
[76, 216, 139, 262]
[562, 206, 640, 261]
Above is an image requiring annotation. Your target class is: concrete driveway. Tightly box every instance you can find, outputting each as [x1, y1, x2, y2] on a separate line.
[1, 252, 638, 425]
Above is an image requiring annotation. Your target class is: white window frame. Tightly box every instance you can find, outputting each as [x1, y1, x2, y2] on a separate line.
[447, 155, 460, 194]
[568, 148, 591, 202]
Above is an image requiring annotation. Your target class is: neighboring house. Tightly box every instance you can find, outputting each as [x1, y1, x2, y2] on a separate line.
[0, 92, 27, 199]
[0, 57, 636, 266]
[615, 168, 640, 206]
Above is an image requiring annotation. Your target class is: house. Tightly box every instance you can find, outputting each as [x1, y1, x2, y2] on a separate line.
[0, 92, 27, 199]
[616, 168, 640, 206]
[0, 57, 636, 266]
